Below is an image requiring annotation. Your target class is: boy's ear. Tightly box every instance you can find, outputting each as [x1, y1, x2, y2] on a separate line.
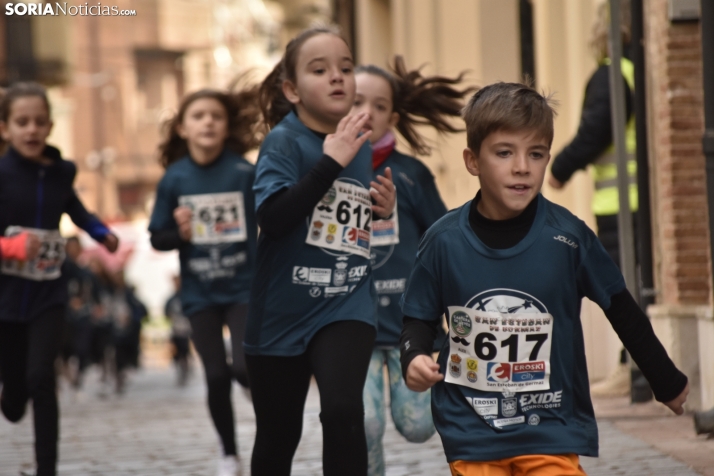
[463, 147, 480, 177]
[282, 80, 300, 105]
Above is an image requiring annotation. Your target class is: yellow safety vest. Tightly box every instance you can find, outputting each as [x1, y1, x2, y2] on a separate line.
[591, 57, 638, 216]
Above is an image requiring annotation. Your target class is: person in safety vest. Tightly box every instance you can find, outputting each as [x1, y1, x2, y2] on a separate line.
[548, 0, 636, 397]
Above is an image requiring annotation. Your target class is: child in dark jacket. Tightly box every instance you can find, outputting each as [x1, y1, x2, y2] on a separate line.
[0, 82, 118, 476]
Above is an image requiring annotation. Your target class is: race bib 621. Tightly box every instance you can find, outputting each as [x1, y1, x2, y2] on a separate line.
[179, 192, 247, 245]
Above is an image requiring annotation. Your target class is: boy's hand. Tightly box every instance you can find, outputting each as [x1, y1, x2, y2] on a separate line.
[173, 206, 193, 242]
[664, 382, 689, 415]
[405, 354, 444, 392]
[102, 233, 119, 253]
[371, 167, 396, 219]
[324, 113, 372, 167]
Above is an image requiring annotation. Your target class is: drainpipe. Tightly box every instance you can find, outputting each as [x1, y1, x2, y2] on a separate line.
[609, 0, 654, 403]
[631, 0, 655, 311]
[630, 0, 655, 403]
[607, 0, 638, 299]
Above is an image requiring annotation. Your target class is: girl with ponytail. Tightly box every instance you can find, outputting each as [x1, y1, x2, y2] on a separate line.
[352, 56, 476, 476]
[245, 26, 396, 476]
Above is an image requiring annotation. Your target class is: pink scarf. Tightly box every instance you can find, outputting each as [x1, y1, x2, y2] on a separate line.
[372, 131, 396, 170]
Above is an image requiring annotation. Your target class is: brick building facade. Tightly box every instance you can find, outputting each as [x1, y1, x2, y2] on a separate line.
[645, 0, 712, 410]
[646, 0, 710, 306]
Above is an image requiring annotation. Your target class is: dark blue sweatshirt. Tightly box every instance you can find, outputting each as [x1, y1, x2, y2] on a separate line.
[0, 145, 110, 322]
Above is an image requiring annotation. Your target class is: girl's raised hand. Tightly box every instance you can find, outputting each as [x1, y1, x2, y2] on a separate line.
[323, 112, 372, 168]
[173, 206, 193, 242]
[371, 167, 396, 219]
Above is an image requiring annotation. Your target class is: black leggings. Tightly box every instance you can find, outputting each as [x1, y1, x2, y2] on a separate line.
[188, 302, 249, 456]
[0, 306, 65, 476]
[246, 320, 376, 476]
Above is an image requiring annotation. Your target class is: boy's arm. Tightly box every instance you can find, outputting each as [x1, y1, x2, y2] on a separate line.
[400, 316, 444, 391]
[603, 288, 688, 406]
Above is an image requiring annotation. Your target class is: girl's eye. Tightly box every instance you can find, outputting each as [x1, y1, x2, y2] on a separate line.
[354, 99, 362, 106]
[342, 67, 353, 74]
[377, 105, 387, 112]
[314, 68, 325, 74]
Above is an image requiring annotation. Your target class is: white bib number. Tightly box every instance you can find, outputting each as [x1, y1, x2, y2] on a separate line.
[445, 306, 553, 393]
[179, 192, 247, 245]
[305, 180, 372, 258]
[370, 195, 399, 247]
[306, 180, 372, 259]
[1, 227, 65, 281]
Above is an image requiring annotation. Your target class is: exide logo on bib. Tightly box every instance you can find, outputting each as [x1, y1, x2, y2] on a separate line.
[487, 363, 511, 382]
[512, 361, 546, 382]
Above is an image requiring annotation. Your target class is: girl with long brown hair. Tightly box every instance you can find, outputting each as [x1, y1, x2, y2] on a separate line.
[148, 87, 261, 476]
[245, 26, 395, 475]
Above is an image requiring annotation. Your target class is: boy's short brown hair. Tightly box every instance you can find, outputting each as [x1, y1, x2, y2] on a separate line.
[462, 82, 557, 154]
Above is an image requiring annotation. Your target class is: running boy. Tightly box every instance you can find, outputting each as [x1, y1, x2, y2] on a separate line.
[399, 82, 689, 475]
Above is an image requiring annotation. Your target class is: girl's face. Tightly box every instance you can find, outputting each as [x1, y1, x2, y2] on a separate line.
[283, 33, 356, 133]
[353, 73, 399, 144]
[177, 97, 229, 155]
[0, 96, 52, 160]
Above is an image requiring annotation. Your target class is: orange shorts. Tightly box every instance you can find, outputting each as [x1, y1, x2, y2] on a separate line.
[449, 454, 586, 476]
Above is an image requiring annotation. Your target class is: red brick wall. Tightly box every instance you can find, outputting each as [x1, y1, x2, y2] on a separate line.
[646, 0, 712, 305]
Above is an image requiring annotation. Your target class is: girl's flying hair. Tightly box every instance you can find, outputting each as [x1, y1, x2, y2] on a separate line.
[356, 56, 477, 155]
[259, 25, 347, 129]
[159, 86, 262, 168]
[0, 82, 52, 152]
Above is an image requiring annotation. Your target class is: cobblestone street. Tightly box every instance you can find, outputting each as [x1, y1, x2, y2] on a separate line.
[0, 363, 710, 475]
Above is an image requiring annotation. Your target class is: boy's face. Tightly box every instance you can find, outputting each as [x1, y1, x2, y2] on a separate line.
[463, 128, 550, 220]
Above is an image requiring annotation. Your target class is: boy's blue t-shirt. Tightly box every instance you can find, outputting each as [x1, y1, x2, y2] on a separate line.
[246, 111, 376, 356]
[400, 194, 626, 462]
[371, 150, 447, 347]
[148, 150, 257, 316]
